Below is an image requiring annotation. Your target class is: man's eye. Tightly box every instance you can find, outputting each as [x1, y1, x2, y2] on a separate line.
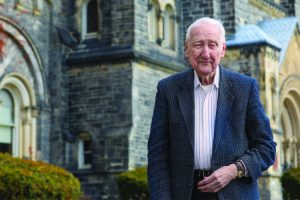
[193, 44, 203, 48]
[209, 43, 217, 48]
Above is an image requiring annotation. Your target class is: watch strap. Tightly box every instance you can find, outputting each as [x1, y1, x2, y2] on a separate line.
[234, 160, 245, 178]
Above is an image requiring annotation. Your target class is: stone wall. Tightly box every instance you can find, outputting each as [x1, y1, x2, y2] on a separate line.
[47, 1, 75, 167]
[68, 62, 132, 171]
[130, 61, 176, 169]
[181, 0, 213, 39]
[222, 46, 262, 80]
[110, 0, 134, 46]
[67, 62, 132, 199]
[234, 0, 286, 28]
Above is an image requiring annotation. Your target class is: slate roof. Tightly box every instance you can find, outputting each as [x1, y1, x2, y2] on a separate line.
[226, 17, 299, 64]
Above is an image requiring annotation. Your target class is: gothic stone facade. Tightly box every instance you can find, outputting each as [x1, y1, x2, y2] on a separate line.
[0, 0, 300, 199]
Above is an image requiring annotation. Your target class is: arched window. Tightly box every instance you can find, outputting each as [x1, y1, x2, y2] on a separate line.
[78, 133, 92, 169]
[148, 0, 161, 44]
[0, 74, 37, 160]
[163, 4, 175, 50]
[148, 0, 176, 50]
[0, 89, 14, 154]
[82, 0, 100, 39]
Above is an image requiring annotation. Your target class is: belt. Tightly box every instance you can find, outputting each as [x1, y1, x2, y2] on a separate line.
[194, 169, 213, 181]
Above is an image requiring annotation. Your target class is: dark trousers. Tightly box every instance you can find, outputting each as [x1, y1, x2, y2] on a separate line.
[192, 169, 219, 200]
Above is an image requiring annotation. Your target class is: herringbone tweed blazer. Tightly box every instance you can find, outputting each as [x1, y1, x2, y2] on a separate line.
[147, 67, 276, 200]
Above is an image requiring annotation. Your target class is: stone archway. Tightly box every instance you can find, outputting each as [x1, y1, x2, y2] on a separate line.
[0, 16, 46, 160]
[280, 76, 300, 169]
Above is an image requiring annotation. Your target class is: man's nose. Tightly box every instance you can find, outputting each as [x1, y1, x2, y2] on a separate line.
[201, 46, 210, 58]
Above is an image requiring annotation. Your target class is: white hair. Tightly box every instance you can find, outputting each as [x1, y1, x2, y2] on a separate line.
[185, 17, 226, 42]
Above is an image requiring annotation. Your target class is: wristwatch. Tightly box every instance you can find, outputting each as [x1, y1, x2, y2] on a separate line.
[234, 161, 245, 178]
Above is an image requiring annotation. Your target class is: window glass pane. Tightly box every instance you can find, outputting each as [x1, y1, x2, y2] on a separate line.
[83, 140, 92, 165]
[0, 143, 12, 154]
[0, 126, 12, 143]
[78, 133, 92, 168]
[87, 0, 98, 33]
[0, 90, 14, 124]
[0, 90, 13, 155]
[84, 140, 91, 151]
[0, 107, 13, 124]
[84, 153, 92, 164]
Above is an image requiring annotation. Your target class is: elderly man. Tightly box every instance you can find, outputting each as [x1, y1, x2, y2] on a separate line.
[147, 17, 276, 200]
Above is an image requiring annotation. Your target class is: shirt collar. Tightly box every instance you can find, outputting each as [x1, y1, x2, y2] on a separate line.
[194, 66, 220, 89]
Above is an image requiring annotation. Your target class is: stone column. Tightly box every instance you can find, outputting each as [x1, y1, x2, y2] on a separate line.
[22, 106, 32, 159]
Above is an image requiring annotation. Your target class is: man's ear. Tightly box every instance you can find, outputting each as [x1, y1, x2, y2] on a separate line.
[221, 42, 226, 57]
[184, 41, 189, 58]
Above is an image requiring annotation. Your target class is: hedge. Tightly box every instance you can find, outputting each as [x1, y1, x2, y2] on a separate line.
[117, 166, 149, 200]
[0, 153, 82, 200]
[281, 167, 300, 200]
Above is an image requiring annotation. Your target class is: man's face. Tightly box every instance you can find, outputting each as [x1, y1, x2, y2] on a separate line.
[185, 22, 226, 77]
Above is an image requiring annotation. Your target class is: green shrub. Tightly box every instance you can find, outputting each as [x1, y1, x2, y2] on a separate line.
[117, 166, 149, 200]
[0, 153, 82, 200]
[281, 167, 300, 200]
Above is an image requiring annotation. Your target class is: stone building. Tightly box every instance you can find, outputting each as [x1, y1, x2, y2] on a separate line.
[0, 0, 299, 199]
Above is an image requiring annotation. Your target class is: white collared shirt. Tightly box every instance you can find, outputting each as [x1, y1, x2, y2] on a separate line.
[194, 66, 220, 169]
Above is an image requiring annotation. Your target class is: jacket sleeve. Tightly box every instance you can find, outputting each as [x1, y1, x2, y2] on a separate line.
[240, 79, 276, 181]
[148, 80, 172, 200]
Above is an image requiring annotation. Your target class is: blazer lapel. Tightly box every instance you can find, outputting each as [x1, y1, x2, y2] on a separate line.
[212, 68, 234, 156]
[177, 69, 195, 150]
